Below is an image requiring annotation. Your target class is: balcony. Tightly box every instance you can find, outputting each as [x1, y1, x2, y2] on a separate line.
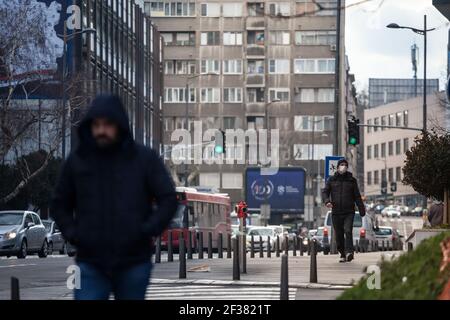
[246, 45, 265, 57]
[246, 74, 265, 87]
[246, 17, 265, 30]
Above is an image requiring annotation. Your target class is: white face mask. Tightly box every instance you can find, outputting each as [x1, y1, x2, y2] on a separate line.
[338, 165, 348, 174]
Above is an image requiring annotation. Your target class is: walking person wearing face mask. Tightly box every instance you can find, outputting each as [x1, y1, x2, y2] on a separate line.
[322, 159, 366, 263]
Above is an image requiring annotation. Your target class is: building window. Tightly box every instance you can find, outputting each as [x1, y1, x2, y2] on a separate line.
[396, 112, 402, 126]
[223, 32, 243, 45]
[247, 31, 265, 45]
[222, 173, 243, 189]
[374, 117, 379, 132]
[200, 3, 221, 17]
[381, 115, 386, 131]
[200, 59, 220, 74]
[247, 59, 265, 74]
[388, 168, 394, 182]
[294, 115, 331, 132]
[395, 139, 401, 155]
[295, 30, 336, 45]
[374, 144, 379, 158]
[381, 143, 386, 158]
[200, 88, 220, 103]
[293, 144, 333, 160]
[247, 116, 265, 130]
[388, 114, 394, 126]
[297, 89, 315, 103]
[165, 87, 196, 103]
[396, 167, 401, 182]
[367, 119, 372, 133]
[374, 170, 379, 185]
[200, 31, 220, 45]
[200, 173, 220, 188]
[164, 60, 196, 75]
[381, 169, 386, 183]
[269, 31, 290, 45]
[403, 110, 409, 127]
[294, 59, 335, 73]
[367, 171, 372, 185]
[223, 88, 242, 103]
[246, 88, 265, 103]
[296, 0, 336, 16]
[367, 145, 372, 160]
[269, 2, 290, 16]
[223, 60, 242, 74]
[161, 32, 195, 46]
[223, 3, 243, 17]
[248, 2, 265, 16]
[147, 1, 196, 17]
[269, 59, 290, 74]
[223, 117, 237, 129]
[388, 141, 393, 156]
[269, 88, 289, 102]
[403, 138, 409, 152]
[317, 88, 334, 102]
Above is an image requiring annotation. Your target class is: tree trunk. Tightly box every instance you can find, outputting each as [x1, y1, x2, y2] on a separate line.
[444, 189, 450, 226]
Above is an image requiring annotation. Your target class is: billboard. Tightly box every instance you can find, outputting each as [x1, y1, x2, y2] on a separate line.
[245, 167, 306, 214]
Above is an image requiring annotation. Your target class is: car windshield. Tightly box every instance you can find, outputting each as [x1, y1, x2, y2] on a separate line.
[43, 222, 52, 232]
[0, 212, 23, 225]
[316, 228, 323, 236]
[249, 228, 274, 236]
[375, 228, 392, 236]
[326, 213, 362, 227]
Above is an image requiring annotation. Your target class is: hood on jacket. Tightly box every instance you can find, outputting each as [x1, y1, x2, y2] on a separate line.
[77, 95, 134, 153]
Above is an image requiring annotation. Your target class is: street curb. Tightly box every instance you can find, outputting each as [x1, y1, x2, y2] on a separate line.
[150, 278, 351, 290]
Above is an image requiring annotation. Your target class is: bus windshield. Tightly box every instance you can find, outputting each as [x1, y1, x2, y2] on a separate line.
[169, 204, 186, 229]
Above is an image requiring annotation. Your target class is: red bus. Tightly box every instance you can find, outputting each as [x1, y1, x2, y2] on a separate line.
[160, 187, 231, 250]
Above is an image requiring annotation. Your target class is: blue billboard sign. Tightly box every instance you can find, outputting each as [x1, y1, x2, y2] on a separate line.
[245, 167, 306, 214]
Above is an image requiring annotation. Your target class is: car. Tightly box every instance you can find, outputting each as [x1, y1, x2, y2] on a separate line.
[42, 220, 68, 255]
[323, 210, 377, 252]
[413, 206, 424, 217]
[267, 225, 288, 249]
[382, 209, 401, 218]
[313, 226, 330, 254]
[374, 204, 385, 214]
[246, 227, 278, 252]
[375, 226, 404, 250]
[0, 211, 48, 259]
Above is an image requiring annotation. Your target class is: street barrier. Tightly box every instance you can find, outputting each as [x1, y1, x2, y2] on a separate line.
[284, 235, 289, 256]
[187, 231, 193, 260]
[310, 239, 318, 283]
[293, 236, 297, 256]
[167, 230, 173, 262]
[232, 238, 240, 281]
[259, 235, 264, 258]
[227, 233, 232, 258]
[280, 254, 289, 300]
[218, 233, 223, 258]
[300, 237, 304, 256]
[382, 240, 385, 251]
[250, 235, 255, 258]
[208, 232, 213, 259]
[198, 232, 204, 259]
[11, 277, 19, 300]
[267, 236, 271, 258]
[155, 236, 161, 263]
[179, 232, 186, 279]
[276, 236, 280, 257]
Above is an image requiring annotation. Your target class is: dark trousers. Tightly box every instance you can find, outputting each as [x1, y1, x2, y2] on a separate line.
[74, 261, 152, 300]
[332, 213, 354, 256]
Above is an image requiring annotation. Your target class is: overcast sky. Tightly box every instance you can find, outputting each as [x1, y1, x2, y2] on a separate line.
[346, 0, 450, 92]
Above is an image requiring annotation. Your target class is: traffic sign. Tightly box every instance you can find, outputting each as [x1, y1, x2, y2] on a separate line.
[325, 156, 345, 181]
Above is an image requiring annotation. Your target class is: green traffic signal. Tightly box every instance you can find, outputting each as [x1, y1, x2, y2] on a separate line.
[349, 137, 357, 145]
[214, 145, 224, 154]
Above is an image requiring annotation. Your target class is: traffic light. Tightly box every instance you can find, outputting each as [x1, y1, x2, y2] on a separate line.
[390, 182, 397, 192]
[214, 130, 226, 154]
[381, 180, 387, 195]
[347, 118, 360, 146]
[235, 201, 248, 219]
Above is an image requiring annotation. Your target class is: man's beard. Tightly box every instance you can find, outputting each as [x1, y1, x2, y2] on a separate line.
[94, 135, 118, 149]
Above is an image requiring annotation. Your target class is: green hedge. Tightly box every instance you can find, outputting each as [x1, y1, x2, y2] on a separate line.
[338, 231, 450, 300]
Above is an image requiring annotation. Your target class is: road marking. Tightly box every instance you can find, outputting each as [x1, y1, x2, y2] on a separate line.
[0, 263, 37, 268]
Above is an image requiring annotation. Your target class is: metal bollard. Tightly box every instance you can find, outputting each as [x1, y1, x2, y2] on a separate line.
[309, 239, 318, 283]
[355, 240, 359, 253]
[187, 231, 193, 260]
[293, 236, 297, 256]
[382, 240, 385, 252]
[259, 235, 264, 258]
[307, 239, 311, 256]
[11, 277, 19, 300]
[280, 254, 289, 300]
[232, 238, 240, 280]
[276, 235, 280, 257]
[167, 230, 173, 262]
[300, 237, 304, 256]
[198, 232, 204, 259]
[155, 236, 161, 263]
[250, 235, 255, 258]
[284, 235, 289, 256]
[407, 242, 413, 252]
[388, 241, 392, 251]
[241, 234, 247, 274]
[179, 232, 186, 279]
[227, 233, 232, 258]
[218, 233, 223, 258]
[267, 236, 271, 258]
[208, 232, 213, 259]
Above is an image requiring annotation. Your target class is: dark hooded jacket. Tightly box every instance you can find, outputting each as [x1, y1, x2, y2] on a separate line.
[50, 95, 177, 269]
[322, 171, 366, 216]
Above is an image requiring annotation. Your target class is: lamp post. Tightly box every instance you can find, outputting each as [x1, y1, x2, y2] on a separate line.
[59, 23, 96, 158]
[387, 15, 435, 210]
[375, 157, 388, 204]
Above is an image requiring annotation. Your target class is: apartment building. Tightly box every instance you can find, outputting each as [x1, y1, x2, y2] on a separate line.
[364, 92, 448, 206]
[145, 0, 346, 223]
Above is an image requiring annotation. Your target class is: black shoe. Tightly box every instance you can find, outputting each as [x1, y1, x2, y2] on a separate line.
[339, 256, 346, 263]
[346, 252, 354, 262]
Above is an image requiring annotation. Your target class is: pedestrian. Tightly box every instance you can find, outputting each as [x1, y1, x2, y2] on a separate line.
[322, 159, 366, 263]
[428, 200, 444, 227]
[50, 95, 177, 300]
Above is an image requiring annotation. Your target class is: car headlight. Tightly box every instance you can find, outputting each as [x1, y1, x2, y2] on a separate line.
[303, 239, 308, 245]
[4, 231, 17, 240]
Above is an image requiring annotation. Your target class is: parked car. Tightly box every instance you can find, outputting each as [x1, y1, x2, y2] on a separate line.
[375, 226, 404, 250]
[42, 220, 68, 255]
[382, 208, 401, 218]
[267, 225, 288, 249]
[313, 226, 330, 254]
[412, 206, 424, 217]
[246, 227, 277, 251]
[374, 204, 385, 214]
[0, 211, 48, 259]
[323, 210, 377, 252]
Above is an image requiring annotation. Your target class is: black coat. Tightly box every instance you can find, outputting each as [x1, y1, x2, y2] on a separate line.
[50, 95, 177, 269]
[322, 171, 366, 216]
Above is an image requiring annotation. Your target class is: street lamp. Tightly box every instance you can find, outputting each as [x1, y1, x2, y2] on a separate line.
[374, 158, 388, 204]
[387, 15, 435, 210]
[183, 72, 219, 187]
[58, 23, 96, 158]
